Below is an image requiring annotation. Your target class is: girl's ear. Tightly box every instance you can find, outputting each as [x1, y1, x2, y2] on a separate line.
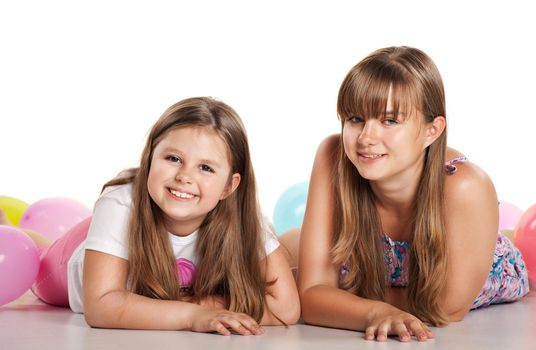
[424, 116, 446, 148]
[220, 173, 241, 200]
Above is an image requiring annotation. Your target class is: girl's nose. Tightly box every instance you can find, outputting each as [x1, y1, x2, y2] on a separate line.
[175, 170, 193, 184]
[357, 120, 379, 145]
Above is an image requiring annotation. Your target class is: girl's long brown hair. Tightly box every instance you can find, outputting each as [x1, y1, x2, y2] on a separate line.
[333, 46, 449, 326]
[104, 97, 267, 321]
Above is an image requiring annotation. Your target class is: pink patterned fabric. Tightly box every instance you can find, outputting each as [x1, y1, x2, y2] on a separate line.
[377, 232, 529, 309]
[471, 234, 529, 308]
[176, 258, 196, 288]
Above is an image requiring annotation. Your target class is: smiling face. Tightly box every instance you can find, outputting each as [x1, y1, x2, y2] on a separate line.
[147, 126, 240, 236]
[342, 91, 437, 186]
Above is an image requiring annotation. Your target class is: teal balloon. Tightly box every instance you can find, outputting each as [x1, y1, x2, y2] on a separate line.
[273, 181, 309, 235]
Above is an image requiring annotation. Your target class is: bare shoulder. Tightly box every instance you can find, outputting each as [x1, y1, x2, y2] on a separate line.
[444, 149, 498, 230]
[444, 148, 496, 201]
[311, 134, 341, 180]
[317, 134, 340, 157]
[312, 134, 340, 169]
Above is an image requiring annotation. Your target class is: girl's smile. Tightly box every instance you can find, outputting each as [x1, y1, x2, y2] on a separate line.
[168, 188, 197, 200]
[357, 152, 386, 163]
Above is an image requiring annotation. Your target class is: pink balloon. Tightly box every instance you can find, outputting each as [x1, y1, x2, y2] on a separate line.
[498, 200, 523, 231]
[19, 198, 92, 242]
[514, 204, 536, 283]
[0, 225, 40, 306]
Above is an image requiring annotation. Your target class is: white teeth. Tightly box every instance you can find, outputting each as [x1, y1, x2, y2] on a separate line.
[362, 154, 383, 158]
[169, 189, 194, 199]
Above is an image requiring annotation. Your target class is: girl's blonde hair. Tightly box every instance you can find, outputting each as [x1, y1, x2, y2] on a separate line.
[104, 97, 267, 321]
[333, 46, 449, 326]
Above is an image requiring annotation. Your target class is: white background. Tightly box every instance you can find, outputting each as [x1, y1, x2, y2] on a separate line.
[1, 1, 535, 218]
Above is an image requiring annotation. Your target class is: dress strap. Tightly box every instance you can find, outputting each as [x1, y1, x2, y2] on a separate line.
[445, 156, 468, 175]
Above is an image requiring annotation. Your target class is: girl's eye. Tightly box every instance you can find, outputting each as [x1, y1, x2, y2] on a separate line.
[166, 155, 182, 163]
[200, 164, 215, 173]
[382, 118, 398, 126]
[348, 116, 364, 124]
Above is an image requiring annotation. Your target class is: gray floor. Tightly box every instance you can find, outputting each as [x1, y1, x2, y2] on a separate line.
[1, 291, 535, 350]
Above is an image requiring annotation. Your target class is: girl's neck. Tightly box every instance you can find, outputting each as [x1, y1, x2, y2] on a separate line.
[369, 158, 424, 240]
[164, 216, 203, 237]
[369, 153, 425, 213]
[373, 183, 417, 242]
[371, 181, 417, 214]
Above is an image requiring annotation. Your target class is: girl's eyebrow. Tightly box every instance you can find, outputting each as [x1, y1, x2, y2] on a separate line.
[162, 146, 180, 153]
[159, 146, 184, 156]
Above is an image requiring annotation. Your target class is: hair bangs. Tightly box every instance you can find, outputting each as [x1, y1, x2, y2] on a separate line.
[388, 79, 421, 122]
[337, 55, 422, 123]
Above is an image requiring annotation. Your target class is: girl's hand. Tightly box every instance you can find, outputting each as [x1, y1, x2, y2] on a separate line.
[190, 309, 264, 336]
[365, 307, 434, 342]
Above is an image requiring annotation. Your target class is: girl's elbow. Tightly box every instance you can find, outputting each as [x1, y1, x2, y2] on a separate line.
[272, 301, 301, 325]
[298, 297, 319, 325]
[84, 307, 106, 328]
[447, 309, 468, 323]
[283, 302, 301, 325]
[300, 307, 317, 325]
[442, 301, 471, 323]
[83, 298, 123, 328]
[271, 299, 301, 325]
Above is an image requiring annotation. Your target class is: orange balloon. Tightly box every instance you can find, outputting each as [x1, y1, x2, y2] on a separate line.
[514, 203, 536, 283]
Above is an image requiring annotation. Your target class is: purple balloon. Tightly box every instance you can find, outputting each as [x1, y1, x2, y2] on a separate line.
[499, 201, 523, 231]
[19, 197, 92, 242]
[0, 225, 40, 306]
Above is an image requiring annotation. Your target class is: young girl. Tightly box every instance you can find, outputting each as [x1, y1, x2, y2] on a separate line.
[31, 97, 300, 335]
[295, 47, 529, 342]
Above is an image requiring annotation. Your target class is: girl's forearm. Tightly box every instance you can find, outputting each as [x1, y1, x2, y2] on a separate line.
[300, 284, 394, 331]
[84, 290, 199, 330]
[386, 287, 470, 322]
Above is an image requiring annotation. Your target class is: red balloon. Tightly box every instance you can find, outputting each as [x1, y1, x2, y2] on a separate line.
[514, 204, 536, 283]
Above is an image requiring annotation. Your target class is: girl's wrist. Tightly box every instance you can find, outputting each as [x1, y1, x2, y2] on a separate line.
[367, 300, 398, 324]
[180, 301, 203, 331]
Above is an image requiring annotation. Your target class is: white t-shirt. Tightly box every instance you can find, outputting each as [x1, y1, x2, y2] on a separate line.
[67, 184, 280, 313]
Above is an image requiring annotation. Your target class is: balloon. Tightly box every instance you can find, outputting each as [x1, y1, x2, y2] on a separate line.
[19, 198, 92, 242]
[31, 216, 92, 306]
[0, 225, 40, 306]
[498, 200, 523, 231]
[514, 203, 536, 283]
[273, 181, 309, 235]
[0, 196, 29, 226]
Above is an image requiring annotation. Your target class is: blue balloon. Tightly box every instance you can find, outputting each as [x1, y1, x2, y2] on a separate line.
[273, 181, 309, 235]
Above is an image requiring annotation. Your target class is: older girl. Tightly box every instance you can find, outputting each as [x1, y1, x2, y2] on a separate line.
[297, 46, 529, 342]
